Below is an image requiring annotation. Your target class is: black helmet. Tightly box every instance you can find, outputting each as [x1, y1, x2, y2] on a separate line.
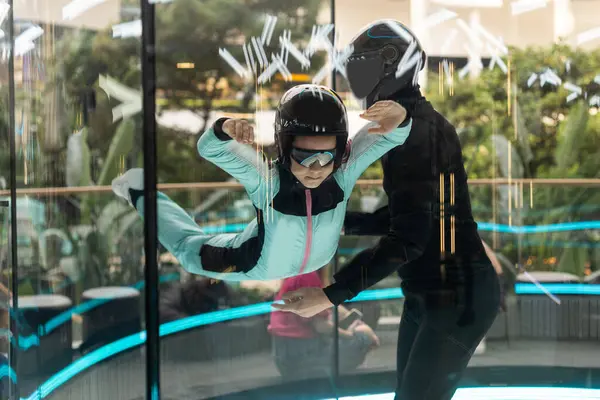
[346, 19, 426, 106]
[274, 84, 349, 169]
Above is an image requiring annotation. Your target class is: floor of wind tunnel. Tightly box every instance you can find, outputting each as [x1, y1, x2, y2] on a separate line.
[19, 329, 600, 400]
[319, 387, 600, 400]
[142, 336, 600, 400]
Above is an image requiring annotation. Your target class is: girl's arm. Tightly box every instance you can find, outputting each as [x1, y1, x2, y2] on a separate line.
[197, 118, 271, 203]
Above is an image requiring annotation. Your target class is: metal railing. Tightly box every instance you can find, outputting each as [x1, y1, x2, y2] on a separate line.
[1, 178, 599, 197]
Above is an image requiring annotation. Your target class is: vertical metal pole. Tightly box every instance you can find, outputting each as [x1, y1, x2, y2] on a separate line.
[7, 0, 19, 396]
[329, 0, 340, 396]
[140, 0, 160, 397]
[330, 0, 337, 94]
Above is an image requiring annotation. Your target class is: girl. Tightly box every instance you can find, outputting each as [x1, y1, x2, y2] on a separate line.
[112, 84, 411, 281]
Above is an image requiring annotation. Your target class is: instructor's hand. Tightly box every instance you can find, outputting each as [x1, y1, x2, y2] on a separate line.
[360, 100, 407, 134]
[222, 118, 255, 144]
[271, 287, 333, 318]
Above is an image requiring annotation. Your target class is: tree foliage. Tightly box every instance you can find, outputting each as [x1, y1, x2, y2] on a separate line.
[426, 43, 600, 275]
[56, 0, 326, 193]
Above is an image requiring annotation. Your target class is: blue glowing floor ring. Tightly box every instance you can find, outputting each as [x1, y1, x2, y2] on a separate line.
[320, 387, 600, 400]
[20, 283, 600, 399]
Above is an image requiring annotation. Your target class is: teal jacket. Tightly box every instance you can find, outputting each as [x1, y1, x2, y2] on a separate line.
[139, 118, 412, 281]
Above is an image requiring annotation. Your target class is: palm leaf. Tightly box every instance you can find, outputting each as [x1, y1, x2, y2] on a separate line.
[96, 118, 136, 186]
[513, 99, 533, 176]
[554, 100, 589, 173]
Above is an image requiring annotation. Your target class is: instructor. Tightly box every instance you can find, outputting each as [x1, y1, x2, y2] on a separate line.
[273, 20, 501, 400]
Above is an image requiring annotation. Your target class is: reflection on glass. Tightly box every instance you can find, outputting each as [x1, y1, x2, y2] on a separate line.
[269, 269, 379, 380]
[3, 0, 147, 398]
[0, 0, 597, 399]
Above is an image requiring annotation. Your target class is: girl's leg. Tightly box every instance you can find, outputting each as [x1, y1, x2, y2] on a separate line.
[112, 169, 260, 281]
[138, 192, 232, 278]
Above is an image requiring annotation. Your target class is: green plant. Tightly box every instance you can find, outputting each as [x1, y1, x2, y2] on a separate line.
[425, 43, 600, 276]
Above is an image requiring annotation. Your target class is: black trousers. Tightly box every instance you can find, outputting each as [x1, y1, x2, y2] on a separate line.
[395, 263, 501, 400]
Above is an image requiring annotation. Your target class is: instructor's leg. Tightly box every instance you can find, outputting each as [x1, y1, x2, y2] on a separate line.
[395, 294, 421, 397]
[396, 269, 500, 400]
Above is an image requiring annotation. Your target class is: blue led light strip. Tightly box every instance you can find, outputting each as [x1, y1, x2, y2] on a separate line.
[0, 365, 17, 383]
[477, 221, 600, 234]
[202, 220, 600, 235]
[515, 283, 600, 295]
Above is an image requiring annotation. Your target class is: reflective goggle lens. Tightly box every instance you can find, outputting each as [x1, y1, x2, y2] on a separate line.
[291, 148, 336, 167]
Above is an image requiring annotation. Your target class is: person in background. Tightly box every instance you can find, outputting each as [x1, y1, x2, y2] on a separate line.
[268, 269, 379, 379]
[159, 278, 230, 323]
[482, 240, 507, 312]
[0, 282, 10, 398]
[475, 239, 508, 354]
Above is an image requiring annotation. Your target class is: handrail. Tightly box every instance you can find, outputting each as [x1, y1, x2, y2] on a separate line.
[0, 178, 599, 197]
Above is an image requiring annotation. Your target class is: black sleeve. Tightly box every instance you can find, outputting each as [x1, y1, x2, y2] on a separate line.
[344, 206, 390, 236]
[324, 120, 435, 306]
[342, 110, 412, 236]
[212, 117, 233, 141]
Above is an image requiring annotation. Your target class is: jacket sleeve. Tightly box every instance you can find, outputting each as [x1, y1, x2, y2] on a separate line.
[339, 118, 412, 193]
[324, 119, 436, 305]
[344, 206, 390, 236]
[197, 118, 269, 204]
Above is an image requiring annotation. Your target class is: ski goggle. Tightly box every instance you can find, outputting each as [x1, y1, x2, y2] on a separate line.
[291, 147, 336, 168]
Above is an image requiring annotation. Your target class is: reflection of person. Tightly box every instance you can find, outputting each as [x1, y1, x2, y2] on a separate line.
[159, 279, 230, 323]
[112, 84, 412, 281]
[0, 282, 10, 398]
[482, 239, 507, 311]
[476, 240, 507, 354]
[268, 270, 379, 379]
[273, 20, 500, 400]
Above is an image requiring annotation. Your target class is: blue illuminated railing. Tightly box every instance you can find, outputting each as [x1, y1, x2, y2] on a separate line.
[19, 217, 599, 350]
[201, 220, 600, 235]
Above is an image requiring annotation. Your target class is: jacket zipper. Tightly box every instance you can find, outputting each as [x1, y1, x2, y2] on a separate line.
[299, 189, 313, 274]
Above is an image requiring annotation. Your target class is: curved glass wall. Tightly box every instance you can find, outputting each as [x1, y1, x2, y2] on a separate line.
[0, 0, 599, 399]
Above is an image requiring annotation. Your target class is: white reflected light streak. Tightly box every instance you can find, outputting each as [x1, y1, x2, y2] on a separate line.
[520, 269, 561, 304]
[425, 9, 458, 28]
[577, 26, 600, 46]
[0, 3, 9, 27]
[261, 14, 277, 46]
[510, 0, 547, 16]
[63, 0, 106, 20]
[112, 20, 142, 39]
[432, 0, 502, 7]
[15, 26, 43, 57]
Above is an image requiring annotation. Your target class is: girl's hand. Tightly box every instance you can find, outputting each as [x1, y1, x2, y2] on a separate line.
[222, 119, 255, 144]
[360, 100, 408, 134]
